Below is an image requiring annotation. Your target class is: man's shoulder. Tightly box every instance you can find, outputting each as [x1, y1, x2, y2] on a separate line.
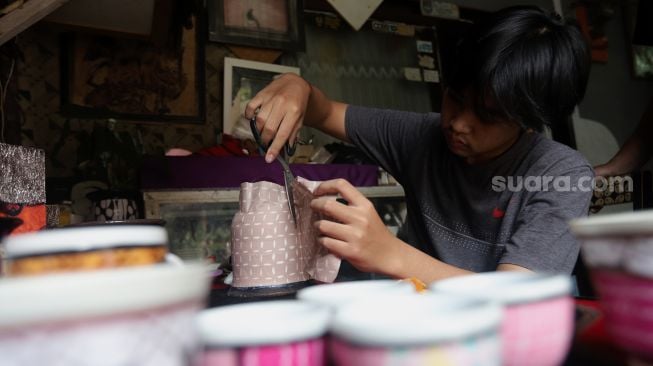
[526, 133, 592, 174]
[347, 105, 441, 126]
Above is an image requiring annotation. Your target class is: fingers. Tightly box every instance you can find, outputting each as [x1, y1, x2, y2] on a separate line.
[316, 235, 354, 259]
[311, 196, 358, 224]
[243, 73, 308, 163]
[245, 94, 265, 121]
[314, 219, 353, 243]
[313, 179, 368, 206]
[266, 109, 301, 162]
[312, 205, 356, 259]
[289, 116, 304, 146]
[593, 164, 610, 178]
[254, 98, 280, 144]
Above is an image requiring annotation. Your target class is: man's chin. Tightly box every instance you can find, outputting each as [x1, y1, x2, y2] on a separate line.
[446, 142, 470, 156]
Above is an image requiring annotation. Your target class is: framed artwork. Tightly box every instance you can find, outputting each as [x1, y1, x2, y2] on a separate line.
[60, 17, 206, 123]
[45, 0, 175, 45]
[223, 57, 299, 138]
[624, 0, 653, 78]
[208, 0, 305, 51]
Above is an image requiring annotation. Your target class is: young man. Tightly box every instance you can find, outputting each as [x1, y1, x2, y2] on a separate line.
[244, 6, 593, 283]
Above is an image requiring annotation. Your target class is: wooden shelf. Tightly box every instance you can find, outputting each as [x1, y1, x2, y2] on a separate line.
[0, 0, 69, 46]
[142, 185, 405, 218]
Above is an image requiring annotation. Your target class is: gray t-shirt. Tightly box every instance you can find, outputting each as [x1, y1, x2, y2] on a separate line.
[345, 105, 593, 273]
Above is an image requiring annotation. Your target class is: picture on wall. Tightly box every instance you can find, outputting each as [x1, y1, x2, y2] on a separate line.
[625, 0, 653, 78]
[60, 17, 206, 123]
[208, 0, 305, 51]
[223, 57, 300, 138]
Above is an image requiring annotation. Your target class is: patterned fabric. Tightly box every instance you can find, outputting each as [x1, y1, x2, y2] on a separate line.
[329, 331, 500, 366]
[46, 204, 60, 228]
[231, 178, 340, 288]
[589, 175, 633, 212]
[201, 338, 325, 366]
[0, 143, 46, 204]
[501, 296, 574, 366]
[0, 143, 46, 233]
[93, 198, 139, 221]
[592, 270, 653, 360]
[0, 304, 202, 366]
[0, 204, 45, 234]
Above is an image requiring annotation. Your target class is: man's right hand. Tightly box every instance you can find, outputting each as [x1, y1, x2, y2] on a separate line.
[593, 163, 618, 178]
[244, 73, 311, 163]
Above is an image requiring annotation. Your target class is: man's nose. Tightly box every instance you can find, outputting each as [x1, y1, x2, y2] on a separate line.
[449, 115, 472, 134]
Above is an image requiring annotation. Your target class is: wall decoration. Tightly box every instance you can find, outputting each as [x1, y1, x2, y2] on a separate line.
[223, 57, 299, 138]
[60, 17, 206, 123]
[420, 0, 460, 20]
[326, 0, 383, 31]
[306, 11, 344, 31]
[208, 0, 305, 51]
[286, 19, 438, 112]
[624, 0, 653, 78]
[423, 69, 440, 83]
[45, 0, 175, 45]
[227, 45, 283, 63]
[370, 20, 415, 37]
[16, 25, 227, 182]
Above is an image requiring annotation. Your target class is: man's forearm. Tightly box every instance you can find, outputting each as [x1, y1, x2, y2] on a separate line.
[605, 134, 648, 175]
[384, 237, 473, 283]
[602, 100, 653, 175]
[603, 112, 653, 175]
[384, 237, 532, 284]
[304, 82, 349, 142]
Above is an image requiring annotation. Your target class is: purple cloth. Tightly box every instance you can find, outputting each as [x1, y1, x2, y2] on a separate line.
[141, 156, 379, 189]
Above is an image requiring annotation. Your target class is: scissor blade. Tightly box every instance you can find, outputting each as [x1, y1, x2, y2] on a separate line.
[283, 171, 298, 227]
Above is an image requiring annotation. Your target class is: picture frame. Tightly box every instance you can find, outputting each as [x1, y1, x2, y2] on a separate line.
[208, 0, 305, 51]
[45, 0, 175, 46]
[623, 0, 653, 79]
[223, 57, 300, 138]
[60, 16, 206, 123]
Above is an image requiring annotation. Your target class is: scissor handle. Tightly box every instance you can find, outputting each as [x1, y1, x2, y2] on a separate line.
[285, 141, 297, 156]
[249, 117, 266, 155]
[250, 117, 297, 157]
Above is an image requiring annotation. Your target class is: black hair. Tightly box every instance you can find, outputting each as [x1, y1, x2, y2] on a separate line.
[446, 6, 591, 131]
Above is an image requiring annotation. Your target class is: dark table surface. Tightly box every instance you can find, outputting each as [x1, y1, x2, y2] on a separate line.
[206, 263, 636, 366]
[208, 260, 377, 307]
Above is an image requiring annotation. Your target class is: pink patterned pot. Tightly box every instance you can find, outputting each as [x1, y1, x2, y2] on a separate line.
[230, 180, 340, 295]
[329, 293, 502, 366]
[570, 210, 653, 362]
[431, 272, 574, 366]
[0, 264, 210, 366]
[591, 270, 653, 360]
[197, 301, 330, 366]
[201, 339, 325, 366]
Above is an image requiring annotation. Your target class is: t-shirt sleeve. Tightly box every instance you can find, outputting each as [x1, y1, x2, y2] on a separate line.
[498, 154, 594, 273]
[345, 105, 440, 183]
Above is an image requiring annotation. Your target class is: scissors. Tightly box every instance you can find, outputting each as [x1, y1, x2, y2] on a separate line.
[250, 117, 298, 227]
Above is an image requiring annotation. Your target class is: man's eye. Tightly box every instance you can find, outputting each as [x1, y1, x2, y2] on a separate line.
[489, 109, 505, 118]
[482, 109, 506, 122]
[448, 92, 465, 105]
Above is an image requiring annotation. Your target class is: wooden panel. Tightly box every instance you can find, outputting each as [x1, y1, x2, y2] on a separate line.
[0, 0, 69, 46]
[45, 0, 155, 38]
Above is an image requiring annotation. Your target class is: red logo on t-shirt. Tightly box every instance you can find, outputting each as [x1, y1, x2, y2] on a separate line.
[492, 207, 505, 219]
